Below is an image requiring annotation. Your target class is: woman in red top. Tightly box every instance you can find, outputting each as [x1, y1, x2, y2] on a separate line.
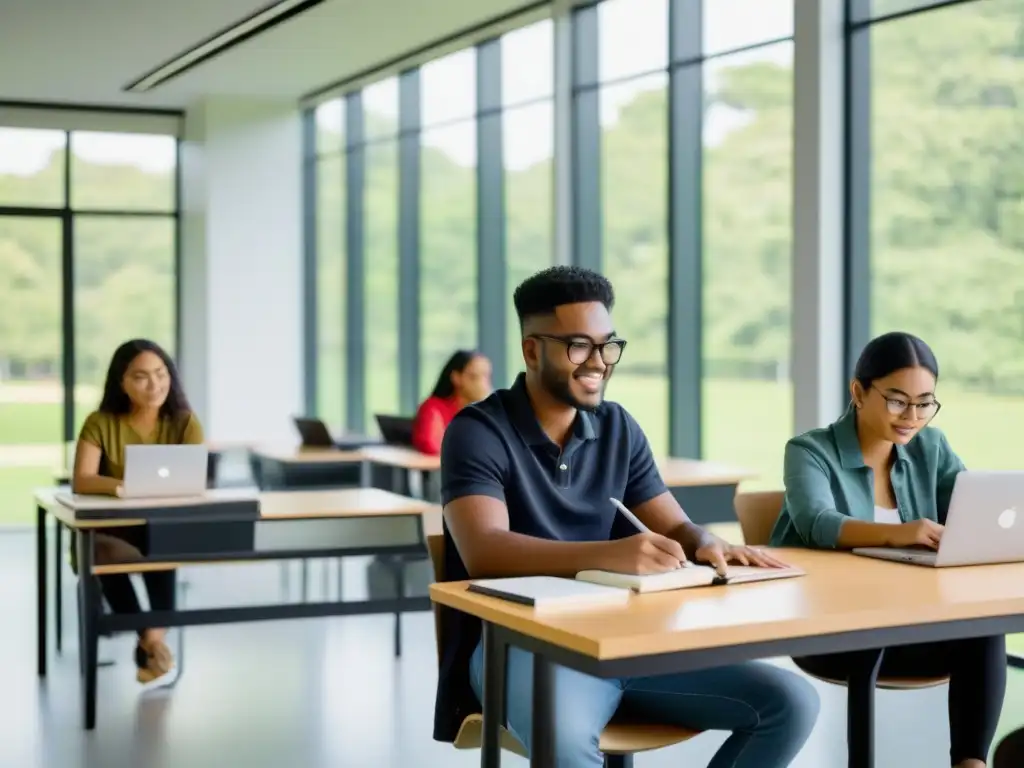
[412, 350, 493, 455]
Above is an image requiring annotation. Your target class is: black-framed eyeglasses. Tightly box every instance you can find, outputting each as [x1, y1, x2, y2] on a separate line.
[529, 334, 627, 365]
[872, 386, 942, 420]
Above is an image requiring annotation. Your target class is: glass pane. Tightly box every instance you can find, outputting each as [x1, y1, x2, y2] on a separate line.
[703, 0, 793, 57]
[421, 48, 477, 127]
[703, 41, 794, 488]
[0, 128, 65, 207]
[316, 99, 345, 154]
[316, 153, 346, 428]
[600, 72, 669, 456]
[869, 0, 1024, 472]
[419, 121, 477, 398]
[502, 20, 555, 106]
[856, 0, 952, 23]
[598, 0, 668, 83]
[364, 141, 400, 432]
[363, 78, 400, 141]
[70, 132, 176, 212]
[505, 101, 554, 387]
[0, 217, 63, 525]
[73, 216, 176, 432]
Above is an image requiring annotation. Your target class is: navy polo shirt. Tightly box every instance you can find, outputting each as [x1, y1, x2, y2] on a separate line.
[432, 373, 668, 742]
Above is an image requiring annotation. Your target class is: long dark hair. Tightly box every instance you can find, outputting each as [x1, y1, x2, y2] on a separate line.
[430, 350, 482, 399]
[98, 339, 191, 418]
[853, 331, 939, 389]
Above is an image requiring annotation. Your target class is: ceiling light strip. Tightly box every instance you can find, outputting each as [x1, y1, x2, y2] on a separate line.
[124, 0, 326, 93]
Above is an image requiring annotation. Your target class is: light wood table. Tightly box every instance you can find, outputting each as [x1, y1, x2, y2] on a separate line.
[431, 549, 1024, 768]
[359, 444, 442, 500]
[654, 457, 757, 526]
[35, 486, 435, 731]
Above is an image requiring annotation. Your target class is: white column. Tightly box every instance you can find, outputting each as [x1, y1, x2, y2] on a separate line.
[791, 0, 846, 433]
[179, 97, 303, 444]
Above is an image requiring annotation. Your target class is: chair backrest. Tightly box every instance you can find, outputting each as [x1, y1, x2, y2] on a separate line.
[426, 533, 445, 664]
[734, 490, 785, 546]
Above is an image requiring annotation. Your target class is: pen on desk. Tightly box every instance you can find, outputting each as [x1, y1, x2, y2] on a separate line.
[609, 497, 690, 569]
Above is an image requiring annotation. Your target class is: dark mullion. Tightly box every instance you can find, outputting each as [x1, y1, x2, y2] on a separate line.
[571, 4, 601, 272]
[668, 0, 703, 459]
[844, 0, 872, 387]
[0, 206, 64, 217]
[476, 39, 507, 387]
[62, 132, 75, 447]
[345, 92, 367, 433]
[174, 138, 183, 366]
[398, 69, 422, 414]
[301, 109, 319, 416]
[52, 208, 178, 218]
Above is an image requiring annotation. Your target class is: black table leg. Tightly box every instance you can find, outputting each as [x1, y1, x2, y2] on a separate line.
[847, 649, 884, 768]
[36, 504, 48, 678]
[393, 562, 404, 657]
[54, 520, 63, 654]
[480, 622, 506, 768]
[531, 654, 556, 767]
[77, 530, 99, 731]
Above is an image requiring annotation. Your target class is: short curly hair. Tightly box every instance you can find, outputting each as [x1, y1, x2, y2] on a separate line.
[513, 266, 615, 327]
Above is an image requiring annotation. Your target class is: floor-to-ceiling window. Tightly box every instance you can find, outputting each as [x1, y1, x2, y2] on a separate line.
[312, 100, 346, 428]
[502, 19, 555, 386]
[701, 3, 794, 486]
[0, 121, 179, 526]
[419, 50, 479, 398]
[363, 78, 402, 431]
[847, 0, 1024, 744]
[591, 0, 671, 455]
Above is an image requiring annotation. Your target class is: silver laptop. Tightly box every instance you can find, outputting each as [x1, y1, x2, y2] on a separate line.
[854, 470, 1024, 567]
[122, 445, 209, 499]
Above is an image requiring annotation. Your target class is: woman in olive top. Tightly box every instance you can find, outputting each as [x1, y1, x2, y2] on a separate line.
[73, 339, 204, 684]
[770, 332, 1005, 768]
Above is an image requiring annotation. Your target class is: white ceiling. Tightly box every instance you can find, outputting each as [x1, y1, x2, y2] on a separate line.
[0, 0, 542, 111]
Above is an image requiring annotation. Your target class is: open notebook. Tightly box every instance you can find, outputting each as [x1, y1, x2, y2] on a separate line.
[576, 563, 805, 594]
[467, 576, 631, 612]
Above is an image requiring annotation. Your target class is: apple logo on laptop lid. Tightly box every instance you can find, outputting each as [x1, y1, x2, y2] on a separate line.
[998, 508, 1016, 530]
[157, 467, 170, 479]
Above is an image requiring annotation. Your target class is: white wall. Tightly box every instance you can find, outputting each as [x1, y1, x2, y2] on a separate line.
[179, 97, 303, 444]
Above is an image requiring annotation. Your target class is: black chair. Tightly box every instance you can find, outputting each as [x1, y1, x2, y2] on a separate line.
[994, 727, 1024, 767]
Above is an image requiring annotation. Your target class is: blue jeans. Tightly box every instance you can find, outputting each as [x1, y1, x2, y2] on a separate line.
[470, 641, 819, 768]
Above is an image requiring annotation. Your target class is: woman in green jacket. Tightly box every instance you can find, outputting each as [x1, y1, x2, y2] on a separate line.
[770, 331, 1005, 768]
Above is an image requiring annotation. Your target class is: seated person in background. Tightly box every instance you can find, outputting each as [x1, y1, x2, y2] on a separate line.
[411, 349, 492, 455]
[73, 338, 204, 684]
[435, 266, 818, 768]
[771, 331, 1005, 768]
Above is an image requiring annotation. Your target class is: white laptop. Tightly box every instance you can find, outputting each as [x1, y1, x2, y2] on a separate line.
[122, 445, 209, 499]
[853, 470, 1024, 567]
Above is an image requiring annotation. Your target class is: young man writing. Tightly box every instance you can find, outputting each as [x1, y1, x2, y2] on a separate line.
[434, 266, 819, 767]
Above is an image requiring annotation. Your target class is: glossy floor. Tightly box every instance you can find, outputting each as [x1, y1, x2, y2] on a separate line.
[0, 529, 1016, 768]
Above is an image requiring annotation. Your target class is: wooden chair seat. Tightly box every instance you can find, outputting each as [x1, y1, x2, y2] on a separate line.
[453, 713, 699, 757]
[796, 670, 949, 690]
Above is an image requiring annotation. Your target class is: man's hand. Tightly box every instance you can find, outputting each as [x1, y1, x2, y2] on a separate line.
[693, 534, 792, 575]
[599, 533, 687, 575]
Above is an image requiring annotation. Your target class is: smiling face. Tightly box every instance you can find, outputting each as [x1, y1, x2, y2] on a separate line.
[852, 365, 940, 446]
[122, 350, 171, 412]
[522, 301, 622, 412]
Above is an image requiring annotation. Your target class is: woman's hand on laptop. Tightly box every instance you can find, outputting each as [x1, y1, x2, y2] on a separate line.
[889, 519, 944, 550]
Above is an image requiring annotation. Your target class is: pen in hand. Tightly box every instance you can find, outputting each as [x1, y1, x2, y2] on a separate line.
[609, 497, 690, 570]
